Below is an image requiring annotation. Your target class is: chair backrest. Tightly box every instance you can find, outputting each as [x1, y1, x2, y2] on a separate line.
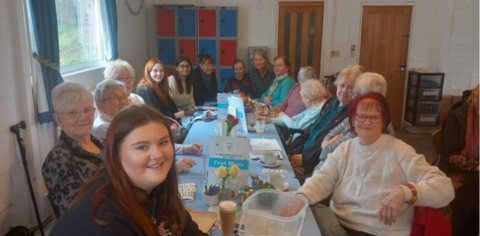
[431, 129, 443, 166]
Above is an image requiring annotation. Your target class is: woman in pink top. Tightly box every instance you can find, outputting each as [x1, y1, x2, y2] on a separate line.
[272, 66, 321, 117]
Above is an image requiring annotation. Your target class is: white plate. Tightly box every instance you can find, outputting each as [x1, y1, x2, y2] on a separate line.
[276, 182, 289, 191]
[258, 159, 282, 168]
[250, 151, 283, 160]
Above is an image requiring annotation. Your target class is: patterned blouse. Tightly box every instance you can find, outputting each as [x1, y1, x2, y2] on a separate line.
[222, 75, 252, 96]
[42, 131, 104, 216]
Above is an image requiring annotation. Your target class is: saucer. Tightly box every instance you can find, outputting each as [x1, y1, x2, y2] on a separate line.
[258, 159, 281, 168]
[276, 182, 289, 191]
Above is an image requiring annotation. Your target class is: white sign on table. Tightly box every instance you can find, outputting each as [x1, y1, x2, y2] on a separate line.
[227, 96, 248, 137]
[217, 93, 240, 119]
[206, 136, 250, 188]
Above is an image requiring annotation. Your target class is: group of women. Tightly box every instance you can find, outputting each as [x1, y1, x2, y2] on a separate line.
[41, 48, 470, 235]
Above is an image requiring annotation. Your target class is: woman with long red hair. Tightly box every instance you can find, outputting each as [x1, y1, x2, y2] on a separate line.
[137, 58, 185, 120]
[49, 105, 207, 236]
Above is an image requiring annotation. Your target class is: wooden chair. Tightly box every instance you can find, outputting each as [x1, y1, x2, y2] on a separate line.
[431, 129, 443, 166]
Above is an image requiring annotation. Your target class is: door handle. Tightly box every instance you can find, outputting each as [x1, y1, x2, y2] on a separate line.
[399, 65, 406, 73]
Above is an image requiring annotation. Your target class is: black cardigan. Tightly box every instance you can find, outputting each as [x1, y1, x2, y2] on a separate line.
[289, 97, 350, 174]
[137, 85, 179, 121]
[50, 174, 207, 236]
[192, 66, 218, 106]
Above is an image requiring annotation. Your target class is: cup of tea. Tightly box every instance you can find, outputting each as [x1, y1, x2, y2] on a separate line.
[268, 173, 286, 188]
[261, 152, 278, 165]
[218, 200, 237, 236]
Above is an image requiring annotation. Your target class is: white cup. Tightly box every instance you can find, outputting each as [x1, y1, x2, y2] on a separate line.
[268, 173, 286, 188]
[261, 152, 278, 165]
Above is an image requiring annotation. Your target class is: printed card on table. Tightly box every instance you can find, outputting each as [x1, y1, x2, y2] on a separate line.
[228, 96, 248, 137]
[206, 136, 250, 188]
[217, 93, 240, 119]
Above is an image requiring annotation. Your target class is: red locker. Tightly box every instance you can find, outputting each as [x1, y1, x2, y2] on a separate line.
[157, 9, 175, 36]
[178, 39, 197, 66]
[220, 40, 237, 66]
[198, 9, 216, 37]
[165, 67, 175, 78]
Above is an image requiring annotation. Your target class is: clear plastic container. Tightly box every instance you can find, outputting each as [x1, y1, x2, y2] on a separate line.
[239, 189, 308, 236]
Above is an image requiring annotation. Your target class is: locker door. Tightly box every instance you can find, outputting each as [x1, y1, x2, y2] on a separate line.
[198, 9, 217, 37]
[198, 40, 217, 65]
[219, 68, 234, 91]
[178, 39, 197, 66]
[178, 9, 195, 37]
[220, 40, 237, 66]
[157, 9, 175, 36]
[219, 9, 237, 37]
[158, 39, 176, 65]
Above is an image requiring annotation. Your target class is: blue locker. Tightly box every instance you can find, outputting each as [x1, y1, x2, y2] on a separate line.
[219, 9, 237, 37]
[178, 9, 195, 37]
[158, 39, 176, 65]
[219, 68, 234, 91]
[198, 39, 217, 65]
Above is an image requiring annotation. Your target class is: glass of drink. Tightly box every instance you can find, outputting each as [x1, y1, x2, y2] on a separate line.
[218, 200, 237, 236]
[255, 119, 265, 138]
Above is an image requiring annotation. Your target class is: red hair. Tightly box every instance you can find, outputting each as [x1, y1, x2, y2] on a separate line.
[70, 105, 185, 235]
[138, 58, 170, 106]
[347, 92, 391, 135]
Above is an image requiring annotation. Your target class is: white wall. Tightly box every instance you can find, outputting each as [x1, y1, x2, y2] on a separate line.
[0, 0, 477, 233]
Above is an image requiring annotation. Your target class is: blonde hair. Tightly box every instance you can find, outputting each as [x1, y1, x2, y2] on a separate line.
[334, 65, 364, 86]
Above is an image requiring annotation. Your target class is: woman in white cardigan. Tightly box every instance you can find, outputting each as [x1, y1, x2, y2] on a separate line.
[292, 92, 454, 236]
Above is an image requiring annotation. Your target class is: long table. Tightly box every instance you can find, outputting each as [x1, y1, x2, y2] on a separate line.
[177, 121, 321, 236]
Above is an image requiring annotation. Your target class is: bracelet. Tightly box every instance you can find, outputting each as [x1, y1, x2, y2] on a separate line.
[405, 183, 418, 205]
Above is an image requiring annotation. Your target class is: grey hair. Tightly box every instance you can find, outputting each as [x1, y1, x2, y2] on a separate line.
[298, 66, 318, 83]
[300, 79, 327, 102]
[353, 72, 387, 96]
[253, 48, 272, 69]
[103, 59, 135, 80]
[334, 65, 364, 86]
[93, 79, 126, 105]
[51, 82, 93, 113]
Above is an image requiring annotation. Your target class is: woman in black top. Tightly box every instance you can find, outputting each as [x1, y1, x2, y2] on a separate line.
[223, 59, 251, 96]
[192, 54, 218, 106]
[49, 105, 207, 236]
[137, 58, 184, 121]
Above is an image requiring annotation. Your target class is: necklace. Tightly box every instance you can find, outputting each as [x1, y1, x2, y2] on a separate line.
[124, 0, 144, 16]
[149, 197, 157, 224]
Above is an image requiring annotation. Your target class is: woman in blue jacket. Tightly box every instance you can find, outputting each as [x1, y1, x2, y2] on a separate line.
[261, 56, 296, 107]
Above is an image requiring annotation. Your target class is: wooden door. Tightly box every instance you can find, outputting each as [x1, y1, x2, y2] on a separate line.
[278, 2, 324, 77]
[359, 6, 412, 130]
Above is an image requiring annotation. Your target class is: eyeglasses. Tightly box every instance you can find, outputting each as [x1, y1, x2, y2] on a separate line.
[102, 94, 129, 103]
[202, 63, 213, 68]
[354, 113, 384, 124]
[61, 107, 96, 119]
[178, 64, 191, 69]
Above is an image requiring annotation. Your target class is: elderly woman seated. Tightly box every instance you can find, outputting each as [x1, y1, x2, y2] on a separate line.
[92, 79, 130, 138]
[317, 72, 396, 169]
[42, 82, 104, 216]
[259, 79, 327, 142]
[104, 59, 144, 105]
[92, 79, 203, 173]
[293, 92, 454, 236]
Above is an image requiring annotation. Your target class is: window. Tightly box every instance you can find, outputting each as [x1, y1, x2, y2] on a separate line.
[56, 0, 107, 74]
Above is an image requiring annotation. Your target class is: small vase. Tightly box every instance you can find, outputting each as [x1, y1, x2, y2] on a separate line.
[217, 186, 231, 202]
[226, 126, 236, 137]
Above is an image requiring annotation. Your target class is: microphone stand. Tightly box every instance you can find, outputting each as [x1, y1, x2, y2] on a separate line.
[10, 121, 45, 236]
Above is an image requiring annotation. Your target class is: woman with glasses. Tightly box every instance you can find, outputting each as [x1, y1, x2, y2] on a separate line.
[92, 79, 130, 138]
[42, 82, 104, 216]
[49, 105, 207, 236]
[168, 57, 196, 115]
[293, 92, 454, 236]
[317, 72, 396, 170]
[138, 58, 185, 120]
[104, 59, 144, 105]
[192, 54, 218, 106]
[261, 56, 296, 107]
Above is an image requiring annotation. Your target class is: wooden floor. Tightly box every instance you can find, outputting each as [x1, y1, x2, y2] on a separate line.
[396, 129, 435, 164]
